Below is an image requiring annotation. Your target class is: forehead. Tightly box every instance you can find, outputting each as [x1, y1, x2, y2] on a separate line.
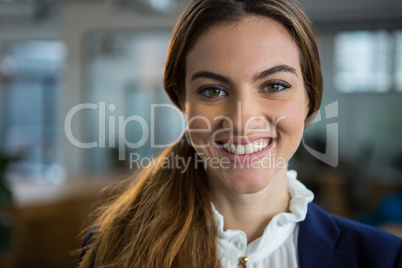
[186, 15, 301, 78]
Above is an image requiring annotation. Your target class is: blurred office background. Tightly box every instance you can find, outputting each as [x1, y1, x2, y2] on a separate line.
[0, 0, 401, 267]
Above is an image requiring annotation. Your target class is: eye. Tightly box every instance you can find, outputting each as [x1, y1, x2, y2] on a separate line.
[197, 85, 228, 98]
[260, 80, 291, 93]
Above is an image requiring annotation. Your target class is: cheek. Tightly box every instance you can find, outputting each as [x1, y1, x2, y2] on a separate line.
[275, 99, 306, 137]
[184, 102, 216, 142]
[273, 100, 305, 162]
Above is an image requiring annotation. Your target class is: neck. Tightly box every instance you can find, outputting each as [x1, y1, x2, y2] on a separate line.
[208, 168, 290, 244]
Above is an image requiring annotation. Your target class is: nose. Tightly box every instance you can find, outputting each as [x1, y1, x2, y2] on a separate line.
[222, 91, 271, 136]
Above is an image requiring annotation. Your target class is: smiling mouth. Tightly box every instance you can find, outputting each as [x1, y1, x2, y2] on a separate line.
[217, 138, 275, 155]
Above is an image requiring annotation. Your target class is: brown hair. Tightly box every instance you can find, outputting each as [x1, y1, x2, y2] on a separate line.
[78, 1, 322, 267]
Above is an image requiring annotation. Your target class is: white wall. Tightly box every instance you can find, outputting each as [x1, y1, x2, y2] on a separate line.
[60, 0, 182, 173]
[300, 0, 402, 22]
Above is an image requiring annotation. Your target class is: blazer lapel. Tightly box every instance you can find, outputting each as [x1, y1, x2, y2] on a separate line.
[298, 203, 357, 268]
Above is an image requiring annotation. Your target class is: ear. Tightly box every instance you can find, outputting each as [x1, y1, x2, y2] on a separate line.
[304, 96, 311, 128]
[167, 83, 185, 111]
[178, 94, 185, 112]
[305, 97, 310, 116]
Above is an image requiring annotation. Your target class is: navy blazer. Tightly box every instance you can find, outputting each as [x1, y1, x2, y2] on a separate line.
[80, 203, 402, 267]
[298, 203, 402, 268]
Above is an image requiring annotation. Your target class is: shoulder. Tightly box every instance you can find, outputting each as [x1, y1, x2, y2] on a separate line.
[299, 203, 402, 268]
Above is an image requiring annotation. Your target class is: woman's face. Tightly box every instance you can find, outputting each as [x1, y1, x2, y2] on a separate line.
[184, 16, 309, 194]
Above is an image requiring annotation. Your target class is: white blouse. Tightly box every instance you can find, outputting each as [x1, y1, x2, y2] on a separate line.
[212, 170, 314, 268]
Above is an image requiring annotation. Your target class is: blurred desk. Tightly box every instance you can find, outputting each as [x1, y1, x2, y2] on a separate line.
[295, 164, 350, 218]
[11, 174, 113, 208]
[1, 174, 118, 268]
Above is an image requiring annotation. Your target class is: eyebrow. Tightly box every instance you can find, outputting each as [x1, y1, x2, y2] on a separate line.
[190, 64, 298, 84]
[190, 71, 231, 84]
[252, 64, 298, 83]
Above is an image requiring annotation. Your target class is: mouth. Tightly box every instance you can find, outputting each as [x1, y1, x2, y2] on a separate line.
[216, 138, 275, 155]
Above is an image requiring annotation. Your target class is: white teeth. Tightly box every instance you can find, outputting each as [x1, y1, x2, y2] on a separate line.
[230, 144, 236, 153]
[222, 139, 271, 154]
[253, 145, 259, 153]
[245, 144, 253, 154]
[236, 145, 245, 154]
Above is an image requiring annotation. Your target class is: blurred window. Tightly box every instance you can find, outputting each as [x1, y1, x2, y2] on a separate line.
[333, 30, 401, 93]
[396, 31, 402, 92]
[84, 31, 183, 173]
[0, 41, 66, 182]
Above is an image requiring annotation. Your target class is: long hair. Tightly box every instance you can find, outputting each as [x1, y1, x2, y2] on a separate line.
[79, 138, 219, 267]
[79, 0, 323, 267]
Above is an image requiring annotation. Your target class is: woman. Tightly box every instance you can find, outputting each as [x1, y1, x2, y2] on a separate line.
[78, 0, 402, 267]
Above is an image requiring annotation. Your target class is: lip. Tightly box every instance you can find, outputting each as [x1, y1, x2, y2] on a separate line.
[218, 138, 276, 165]
[215, 136, 272, 145]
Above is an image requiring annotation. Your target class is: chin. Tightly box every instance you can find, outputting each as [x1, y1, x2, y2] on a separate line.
[211, 167, 282, 195]
[228, 183, 268, 195]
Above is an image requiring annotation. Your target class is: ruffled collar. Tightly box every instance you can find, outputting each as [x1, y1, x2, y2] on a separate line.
[211, 170, 314, 265]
